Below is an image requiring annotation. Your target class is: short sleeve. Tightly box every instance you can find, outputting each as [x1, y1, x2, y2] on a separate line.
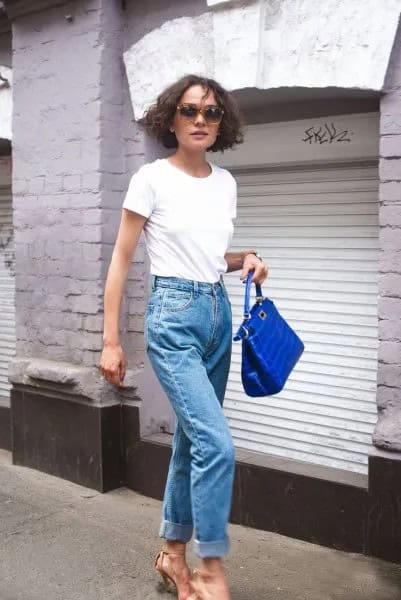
[122, 165, 155, 218]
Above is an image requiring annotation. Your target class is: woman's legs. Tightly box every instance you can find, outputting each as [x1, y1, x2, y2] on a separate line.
[147, 278, 234, 558]
[147, 278, 234, 599]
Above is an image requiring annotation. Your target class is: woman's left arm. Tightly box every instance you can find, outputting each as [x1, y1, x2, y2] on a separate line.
[225, 250, 268, 284]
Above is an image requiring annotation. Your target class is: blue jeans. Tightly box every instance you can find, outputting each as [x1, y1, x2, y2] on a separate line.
[145, 274, 235, 558]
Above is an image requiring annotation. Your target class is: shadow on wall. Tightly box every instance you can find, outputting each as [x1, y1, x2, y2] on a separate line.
[233, 87, 381, 125]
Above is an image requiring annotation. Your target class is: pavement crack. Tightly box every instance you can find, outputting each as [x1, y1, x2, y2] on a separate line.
[3, 509, 63, 540]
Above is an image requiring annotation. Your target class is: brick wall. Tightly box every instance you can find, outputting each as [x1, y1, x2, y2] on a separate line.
[10, 0, 148, 386]
[374, 20, 401, 451]
[12, 1, 104, 367]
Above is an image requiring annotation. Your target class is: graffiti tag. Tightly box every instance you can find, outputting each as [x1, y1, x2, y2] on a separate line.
[302, 123, 353, 144]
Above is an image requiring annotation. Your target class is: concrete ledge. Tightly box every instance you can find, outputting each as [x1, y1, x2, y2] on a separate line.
[8, 357, 142, 405]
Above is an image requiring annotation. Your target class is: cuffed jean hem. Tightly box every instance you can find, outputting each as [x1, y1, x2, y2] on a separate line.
[159, 519, 193, 543]
[193, 534, 230, 558]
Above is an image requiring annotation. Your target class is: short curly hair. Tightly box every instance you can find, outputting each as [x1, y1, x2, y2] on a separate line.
[143, 74, 244, 153]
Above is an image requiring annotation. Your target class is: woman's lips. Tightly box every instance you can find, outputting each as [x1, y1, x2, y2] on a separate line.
[191, 132, 208, 137]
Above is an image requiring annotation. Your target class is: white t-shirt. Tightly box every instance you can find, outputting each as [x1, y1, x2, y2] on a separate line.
[122, 158, 237, 283]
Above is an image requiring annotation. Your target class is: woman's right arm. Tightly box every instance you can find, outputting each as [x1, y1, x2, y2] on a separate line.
[100, 208, 147, 385]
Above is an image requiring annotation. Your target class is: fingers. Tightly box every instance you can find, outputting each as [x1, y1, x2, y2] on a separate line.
[98, 365, 124, 387]
[100, 371, 119, 385]
[251, 263, 269, 284]
[241, 264, 268, 282]
[241, 253, 269, 284]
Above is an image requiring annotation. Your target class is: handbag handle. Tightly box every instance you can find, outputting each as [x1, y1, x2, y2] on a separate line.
[243, 271, 264, 318]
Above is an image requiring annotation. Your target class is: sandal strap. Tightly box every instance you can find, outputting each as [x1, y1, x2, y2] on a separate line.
[155, 547, 186, 568]
[161, 546, 186, 556]
[192, 567, 223, 580]
[192, 568, 209, 580]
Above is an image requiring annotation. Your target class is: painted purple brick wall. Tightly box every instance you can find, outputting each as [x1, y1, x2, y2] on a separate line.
[374, 21, 401, 451]
[11, 1, 105, 367]
[9, 0, 148, 378]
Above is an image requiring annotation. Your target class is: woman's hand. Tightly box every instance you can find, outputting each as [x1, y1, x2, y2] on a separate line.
[241, 253, 268, 285]
[99, 342, 126, 387]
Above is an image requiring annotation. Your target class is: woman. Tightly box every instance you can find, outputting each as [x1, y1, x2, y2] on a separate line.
[99, 74, 268, 600]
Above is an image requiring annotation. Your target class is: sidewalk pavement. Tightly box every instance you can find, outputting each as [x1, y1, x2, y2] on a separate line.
[0, 449, 401, 600]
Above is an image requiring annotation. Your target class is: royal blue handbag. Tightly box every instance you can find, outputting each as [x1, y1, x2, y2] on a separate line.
[233, 272, 305, 397]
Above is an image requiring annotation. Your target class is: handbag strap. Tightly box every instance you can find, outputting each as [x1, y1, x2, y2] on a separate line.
[244, 271, 263, 318]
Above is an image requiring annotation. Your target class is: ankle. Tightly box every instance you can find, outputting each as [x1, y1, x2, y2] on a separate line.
[165, 540, 187, 555]
[199, 557, 225, 575]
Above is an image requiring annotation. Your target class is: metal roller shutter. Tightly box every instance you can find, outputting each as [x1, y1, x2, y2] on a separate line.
[0, 186, 15, 404]
[224, 163, 379, 474]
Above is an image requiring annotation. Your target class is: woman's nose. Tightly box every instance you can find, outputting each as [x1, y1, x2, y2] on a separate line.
[194, 111, 206, 126]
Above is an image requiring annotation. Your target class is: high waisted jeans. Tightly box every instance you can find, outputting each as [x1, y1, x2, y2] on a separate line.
[145, 274, 235, 558]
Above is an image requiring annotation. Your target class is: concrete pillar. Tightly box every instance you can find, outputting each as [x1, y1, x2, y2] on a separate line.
[374, 22, 401, 453]
[365, 19, 401, 564]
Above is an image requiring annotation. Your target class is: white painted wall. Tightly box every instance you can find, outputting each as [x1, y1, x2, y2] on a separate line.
[213, 2, 260, 90]
[0, 66, 11, 140]
[258, 0, 401, 90]
[124, 0, 401, 119]
[124, 14, 213, 119]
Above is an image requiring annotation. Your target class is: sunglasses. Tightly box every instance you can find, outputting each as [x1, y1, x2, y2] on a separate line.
[176, 103, 224, 124]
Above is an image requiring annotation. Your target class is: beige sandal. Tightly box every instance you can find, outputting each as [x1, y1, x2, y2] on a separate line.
[154, 546, 188, 595]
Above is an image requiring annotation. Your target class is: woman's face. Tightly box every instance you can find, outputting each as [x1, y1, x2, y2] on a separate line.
[170, 84, 222, 153]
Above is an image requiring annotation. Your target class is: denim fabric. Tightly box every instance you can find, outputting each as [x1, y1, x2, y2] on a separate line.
[145, 274, 235, 558]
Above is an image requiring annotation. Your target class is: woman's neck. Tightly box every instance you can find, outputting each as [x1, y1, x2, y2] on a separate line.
[167, 149, 211, 178]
